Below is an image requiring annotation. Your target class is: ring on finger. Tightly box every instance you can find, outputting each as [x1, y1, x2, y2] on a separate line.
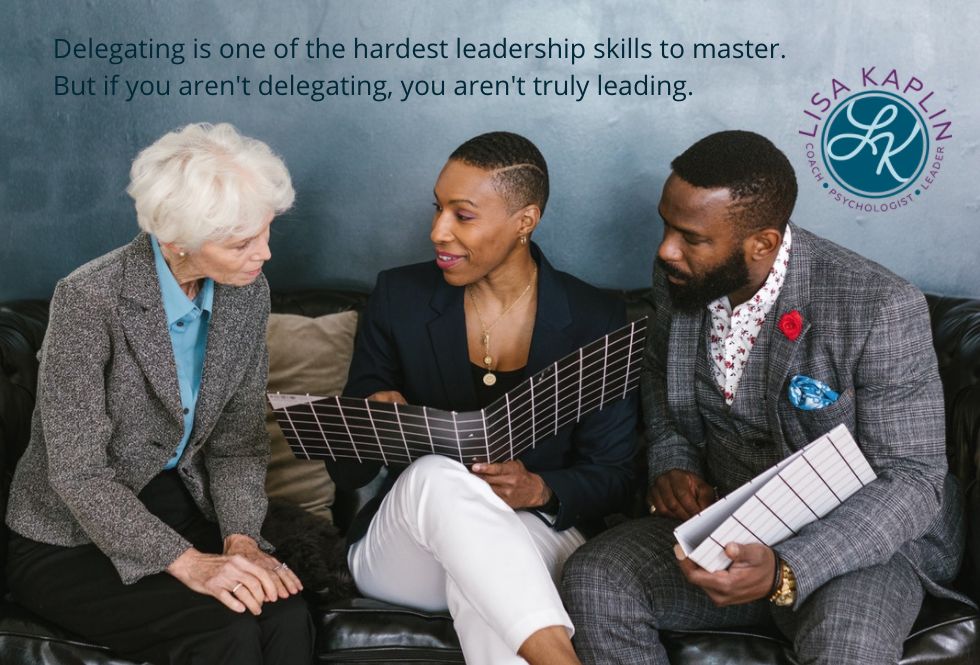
[649, 504, 657, 515]
[273, 563, 289, 572]
[231, 583, 243, 594]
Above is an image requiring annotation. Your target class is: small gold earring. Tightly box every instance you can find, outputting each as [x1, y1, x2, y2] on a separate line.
[519, 235, 528, 246]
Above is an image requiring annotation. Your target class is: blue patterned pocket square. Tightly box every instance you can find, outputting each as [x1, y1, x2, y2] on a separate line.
[788, 375, 839, 410]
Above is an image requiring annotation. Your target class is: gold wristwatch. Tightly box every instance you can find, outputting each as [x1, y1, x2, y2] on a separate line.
[770, 558, 797, 606]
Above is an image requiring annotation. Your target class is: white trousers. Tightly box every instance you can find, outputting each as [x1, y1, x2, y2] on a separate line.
[348, 455, 586, 665]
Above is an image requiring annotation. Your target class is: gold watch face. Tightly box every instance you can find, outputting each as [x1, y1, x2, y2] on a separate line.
[774, 588, 796, 607]
[772, 560, 796, 606]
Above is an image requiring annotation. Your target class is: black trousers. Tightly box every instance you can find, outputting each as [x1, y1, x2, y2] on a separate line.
[6, 471, 314, 665]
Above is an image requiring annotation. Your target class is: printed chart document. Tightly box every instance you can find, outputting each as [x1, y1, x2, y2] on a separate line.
[674, 424, 876, 572]
[269, 318, 646, 466]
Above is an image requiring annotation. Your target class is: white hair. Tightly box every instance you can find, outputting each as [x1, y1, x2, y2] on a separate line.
[127, 123, 295, 251]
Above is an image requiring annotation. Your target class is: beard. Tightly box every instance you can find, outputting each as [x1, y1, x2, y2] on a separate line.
[657, 250, 751, 313]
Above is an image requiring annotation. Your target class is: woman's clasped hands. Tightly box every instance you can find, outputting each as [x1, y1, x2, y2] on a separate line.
[167, 534, 303, 615]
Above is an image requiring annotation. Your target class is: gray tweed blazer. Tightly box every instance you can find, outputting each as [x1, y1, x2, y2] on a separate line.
[6, 233, 272, 584]
[644, 222, 966, 607]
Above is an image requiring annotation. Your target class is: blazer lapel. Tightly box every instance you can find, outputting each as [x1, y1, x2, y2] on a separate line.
[119, 234, 183, 422]
[656, 265, 702, 428]
[191, 283, 246, 447]
[667, 308, 703, 421]
[526, 248, 574, 375]
[428, 281, 479, 411]
[762, 223, 812, 445]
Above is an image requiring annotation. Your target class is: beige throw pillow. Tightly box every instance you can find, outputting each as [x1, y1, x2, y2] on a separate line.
[265, 310, 359, 523]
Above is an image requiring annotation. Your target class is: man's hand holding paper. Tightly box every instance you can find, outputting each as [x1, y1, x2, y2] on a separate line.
[675, 542, 778, 607]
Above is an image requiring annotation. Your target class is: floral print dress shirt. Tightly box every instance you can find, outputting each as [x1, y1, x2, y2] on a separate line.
[708, 227, 793, 405]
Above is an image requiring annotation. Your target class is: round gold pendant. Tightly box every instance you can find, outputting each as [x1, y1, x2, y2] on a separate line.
[484, 355, 493, 365]
[483, 372, 497, 386]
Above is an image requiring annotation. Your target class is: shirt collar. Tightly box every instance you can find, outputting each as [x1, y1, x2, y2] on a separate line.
[150, 235, 214, 325]
[709, 225, 793, 316]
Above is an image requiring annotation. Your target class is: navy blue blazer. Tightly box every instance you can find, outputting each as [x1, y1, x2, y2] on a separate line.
[330, 245, 638, 545]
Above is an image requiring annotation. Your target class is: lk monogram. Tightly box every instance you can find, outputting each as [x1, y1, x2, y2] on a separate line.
[826, 98, 923, 184]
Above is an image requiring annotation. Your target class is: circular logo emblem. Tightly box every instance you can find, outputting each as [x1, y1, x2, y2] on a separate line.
[821, 91, 928, 198]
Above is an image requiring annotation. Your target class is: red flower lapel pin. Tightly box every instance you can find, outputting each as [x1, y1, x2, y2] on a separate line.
[778, 310, 803, 341]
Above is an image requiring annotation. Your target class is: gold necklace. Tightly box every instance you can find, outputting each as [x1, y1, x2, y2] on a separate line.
[468, 264, 538, 386]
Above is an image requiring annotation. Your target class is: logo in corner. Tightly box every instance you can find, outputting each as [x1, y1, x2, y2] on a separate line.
[799, 67, 952, 213]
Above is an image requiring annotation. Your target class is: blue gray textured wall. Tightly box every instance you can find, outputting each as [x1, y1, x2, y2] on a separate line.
[2, 0, 977, 299]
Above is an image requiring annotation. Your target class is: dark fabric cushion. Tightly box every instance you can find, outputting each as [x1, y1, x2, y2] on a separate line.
[270, 290, 369, 319]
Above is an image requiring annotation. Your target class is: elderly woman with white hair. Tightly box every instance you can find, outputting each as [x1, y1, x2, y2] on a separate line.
[4, 123, 313, 665]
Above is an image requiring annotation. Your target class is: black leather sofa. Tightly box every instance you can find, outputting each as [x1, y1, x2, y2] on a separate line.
[1, 289, 978, 664]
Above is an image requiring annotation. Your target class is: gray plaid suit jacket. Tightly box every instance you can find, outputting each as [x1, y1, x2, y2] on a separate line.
[644, 222, 966, 606]
[6, 233, 273, 584]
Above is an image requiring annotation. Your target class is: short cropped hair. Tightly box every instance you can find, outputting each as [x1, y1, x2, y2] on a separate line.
[449, 131, 550, 215]
[127, 123, 294, 251]
[670, 130, 797, 235]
